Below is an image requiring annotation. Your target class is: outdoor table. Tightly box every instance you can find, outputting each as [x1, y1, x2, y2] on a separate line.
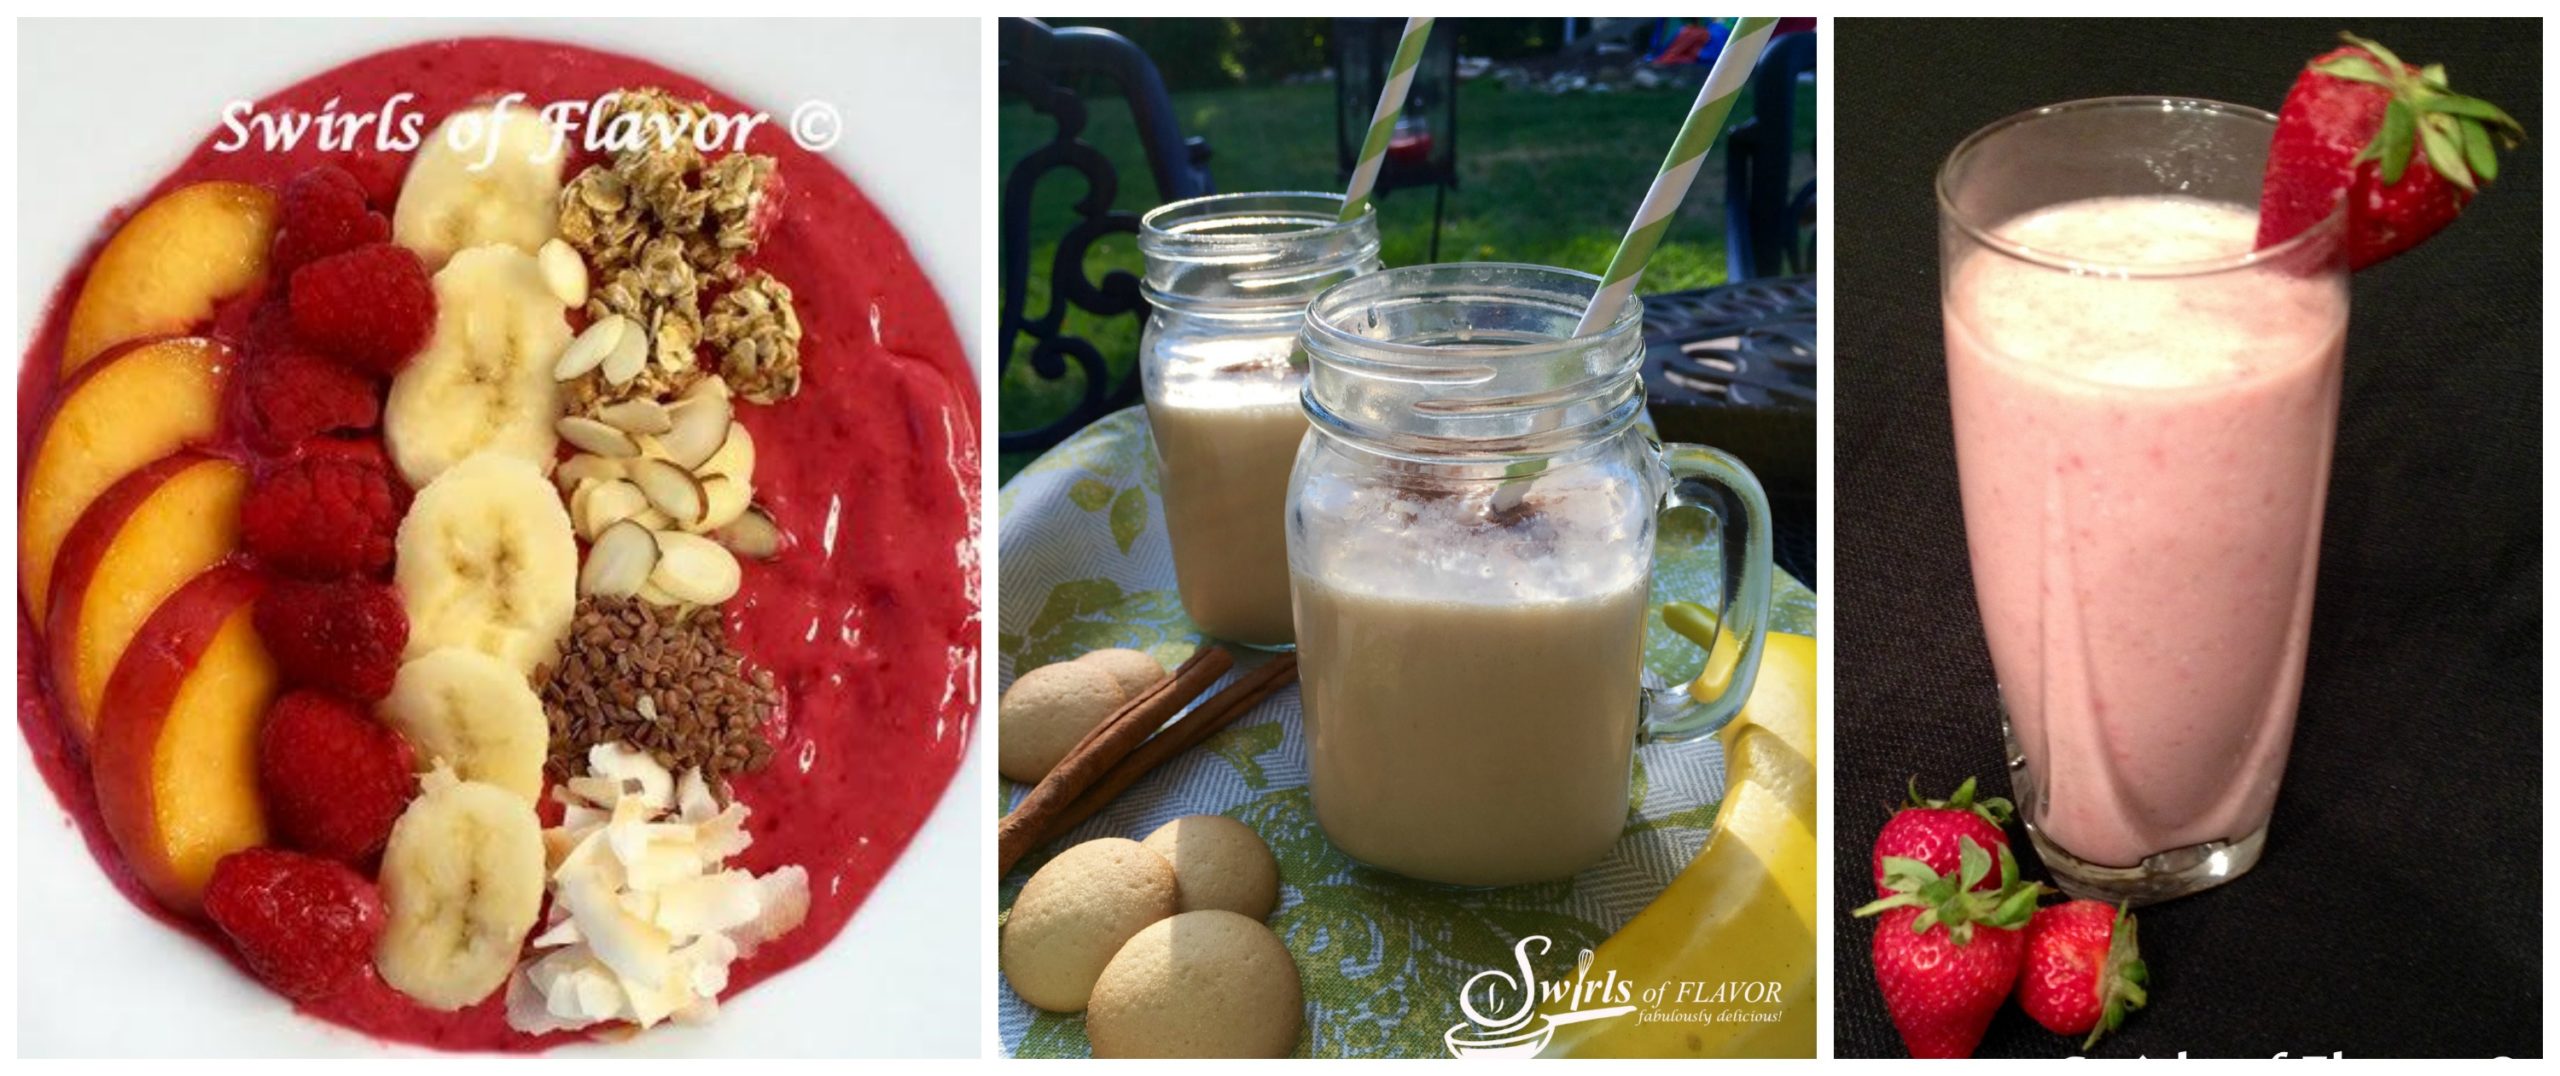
[994, 405, 1818, 1058]
[1641, 274, 1817, 588]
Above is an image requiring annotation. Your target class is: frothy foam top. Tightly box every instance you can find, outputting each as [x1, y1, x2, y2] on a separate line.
[1154, 333, 1304, 411]
[1950, 196, 2345, 389]
[1292, 462, 1650, 604]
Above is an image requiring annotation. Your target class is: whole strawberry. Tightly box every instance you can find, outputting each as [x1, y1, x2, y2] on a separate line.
[201, 847, 386, 1003]
[1872, 776, 2012, 896]
[1857, 836, 2045, 1058]
[259, 690, 417, 863]
[2016, 900, 2148, 1049]
[2258, 33, 2525, 269]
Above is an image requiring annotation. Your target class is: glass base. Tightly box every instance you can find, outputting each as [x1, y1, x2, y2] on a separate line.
[2003, 716, 2267, 906]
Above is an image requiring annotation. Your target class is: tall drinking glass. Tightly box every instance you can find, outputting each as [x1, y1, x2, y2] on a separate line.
[1938, 98, 2349, 903]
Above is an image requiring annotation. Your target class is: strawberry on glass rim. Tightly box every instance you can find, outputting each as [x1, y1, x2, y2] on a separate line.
[2258, 32, 2526, 269]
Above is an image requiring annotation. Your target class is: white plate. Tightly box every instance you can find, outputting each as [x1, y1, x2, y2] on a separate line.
[15, 18, 984, 1058]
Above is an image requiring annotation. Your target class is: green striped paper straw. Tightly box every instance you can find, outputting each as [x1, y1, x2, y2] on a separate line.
[1340, 17, 1435, 221]
[1575, 16, 1780, 334]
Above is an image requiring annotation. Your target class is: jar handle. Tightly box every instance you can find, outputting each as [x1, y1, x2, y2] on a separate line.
[1642, 442, 1774, 743]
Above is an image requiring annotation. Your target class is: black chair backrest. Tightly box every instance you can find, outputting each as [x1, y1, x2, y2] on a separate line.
[997, 18, 1214, 455]
[1723, 30, 1816, 281]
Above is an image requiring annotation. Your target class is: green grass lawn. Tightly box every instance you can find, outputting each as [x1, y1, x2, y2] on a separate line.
[999, 76, 1815, 480]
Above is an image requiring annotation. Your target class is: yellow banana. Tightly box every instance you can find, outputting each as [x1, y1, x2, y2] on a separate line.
[1541, 628, 1818, 1058]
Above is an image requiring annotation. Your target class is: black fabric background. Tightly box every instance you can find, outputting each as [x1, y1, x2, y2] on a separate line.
[1834, 19, 2542, 1058]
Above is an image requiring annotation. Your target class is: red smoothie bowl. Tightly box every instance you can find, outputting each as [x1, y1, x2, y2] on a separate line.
[17, 21, 982, 1056]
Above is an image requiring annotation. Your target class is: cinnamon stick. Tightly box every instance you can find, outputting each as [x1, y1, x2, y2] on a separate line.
[998, 646, 1233, 873]
[1036, 653, 1299, 849]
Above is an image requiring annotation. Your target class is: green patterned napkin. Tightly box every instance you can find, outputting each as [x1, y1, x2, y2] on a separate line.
[997, 407, 1815, 1058]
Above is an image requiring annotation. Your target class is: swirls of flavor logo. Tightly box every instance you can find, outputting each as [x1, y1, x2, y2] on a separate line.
[1444, 936, 1636, 1059]
[1444, 935, 1794, 1057]
[210, 91, 845, 164]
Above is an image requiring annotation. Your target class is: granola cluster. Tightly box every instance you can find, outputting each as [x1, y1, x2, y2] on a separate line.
[705, 271, 803, 403]
[558, 88, 805, 413]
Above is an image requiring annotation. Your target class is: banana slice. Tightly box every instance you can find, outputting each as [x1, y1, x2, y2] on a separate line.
[376, 769, 548, 1010]
[394, 105, 565, 270]
[396, 452, 578, 674]
[378, 647, 551, 805]
[385, 246, 572, 488]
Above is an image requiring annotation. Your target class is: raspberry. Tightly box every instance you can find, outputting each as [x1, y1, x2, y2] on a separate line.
[270, 166, 389, 273]
[335, 151, 409, 211]
[243, 293, 299, 359]
[253, 577, 407, 700]
[288, 243, 434, 376]
[202, 847, 384, 1003]
[241, 455, 402, 579]
[242, 346, 380, 454]
[258, 690, 417, 864]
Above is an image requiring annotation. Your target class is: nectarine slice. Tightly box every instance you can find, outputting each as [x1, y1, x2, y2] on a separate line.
[92, 565, 274, 916]
[19, 337, 233, 623]
[61, 181, 277, 373]
[45, 454, 248, 746]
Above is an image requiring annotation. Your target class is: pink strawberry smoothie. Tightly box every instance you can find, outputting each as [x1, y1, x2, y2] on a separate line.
[18, 39, 975, 1051]
[1944, 195, 2347, 869]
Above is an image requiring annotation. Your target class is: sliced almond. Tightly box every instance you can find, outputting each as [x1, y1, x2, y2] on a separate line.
[539, 238, 590, 308]
[602, 320, 650, 385]
[554, 316, 627, 381]
[596, 398, 675, 436]
[650, 531, 742, 606]
[581, 520, 659, 598]
[696, 421, 756, 483]
[694, 475, 752, 532]
[559, 415, 639, 458]
[579, 479, 652, 539]
[566, 478, 603, 529]
[629, 458, 709, 527]
[658, 395, 733, 471]
[681, 375, 733, 403]
[711, 509, 783, 560]
[554, 453, 628, 493]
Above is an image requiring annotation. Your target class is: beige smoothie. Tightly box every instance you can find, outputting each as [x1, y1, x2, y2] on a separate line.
[1945, 194, 2347, 869]
[1291, 466, 1653, 886]
[1147, 341, 1309, 647]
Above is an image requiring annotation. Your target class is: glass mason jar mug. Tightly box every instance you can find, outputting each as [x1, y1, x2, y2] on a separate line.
[1939, 98, 2349, 904]
[1288, 263, 1776, 887]
[1137, 192, 1381, 650]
